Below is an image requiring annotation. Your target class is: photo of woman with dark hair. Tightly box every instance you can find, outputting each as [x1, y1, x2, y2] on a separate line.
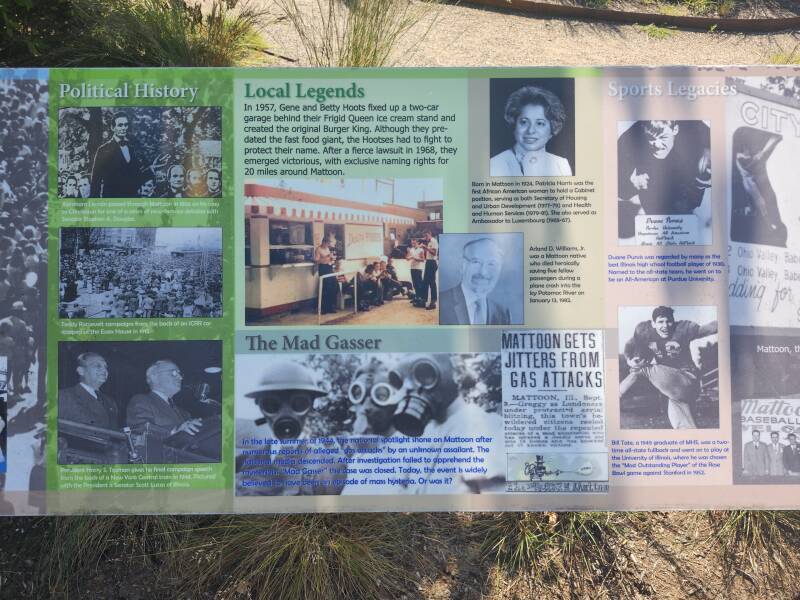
[490, 84, 572, 177]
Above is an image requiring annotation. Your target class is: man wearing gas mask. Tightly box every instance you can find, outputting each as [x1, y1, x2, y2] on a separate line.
[236, 359, 345, 496]
[341, 359, 407, 495]
[382, 353, 505, 494]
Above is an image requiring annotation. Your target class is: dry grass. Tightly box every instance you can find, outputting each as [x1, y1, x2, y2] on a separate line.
[174, 513, 420, 600]
[709, 510, 800, 586]
[51, 0, 270, 66]
[39, 515, 200, 596]
[275, 0, 439, 67]
[27, 511, 800, 599]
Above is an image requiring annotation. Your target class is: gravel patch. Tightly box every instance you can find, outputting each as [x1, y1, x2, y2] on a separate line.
[253, 0, 800, 67]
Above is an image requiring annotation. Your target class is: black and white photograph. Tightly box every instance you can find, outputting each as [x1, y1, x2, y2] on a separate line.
[489, 78, 575, 177]
[731, 333, 800, 484]
[58, 106, 222, 199]
[57, 340, 222, 465]
[438, 233, 524, 326]
[0, 358, 7, 475]
[617, 120, 712, 245]
[618, 305, 718, 430]
[730, 126, 787, 247]
[0, 76, 49, 513]
[235, 352, 504, 496]
[59, 227, 222, 319]
[728, 77, 800, 249]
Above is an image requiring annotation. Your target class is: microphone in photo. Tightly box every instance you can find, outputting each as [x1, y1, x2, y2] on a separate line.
[182, 382, 222, 407]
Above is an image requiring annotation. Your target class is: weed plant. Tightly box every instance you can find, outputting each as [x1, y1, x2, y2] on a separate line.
[477, 511, 623, 585]
[710, 510, 800, 582]
[659, 0, 737, 15]
[50, 0, 269, 67]
[637, 22, 676, 39]
[276, 0, 438, 67]
[39, 515, 202, 596]
[175, 513, 416, 600]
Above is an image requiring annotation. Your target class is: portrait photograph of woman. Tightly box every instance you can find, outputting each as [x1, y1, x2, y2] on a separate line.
[488, 78, 575, 177]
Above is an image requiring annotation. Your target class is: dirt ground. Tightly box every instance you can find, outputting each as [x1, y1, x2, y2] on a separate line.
[5, 511, 800, 599]
[254, 0, 800, 67]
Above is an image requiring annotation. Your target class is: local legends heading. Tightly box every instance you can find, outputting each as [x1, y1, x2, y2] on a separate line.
[243, 82, 366, 103]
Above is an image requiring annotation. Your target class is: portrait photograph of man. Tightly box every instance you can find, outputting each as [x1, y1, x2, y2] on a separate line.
[58, 106, 222, 199]
[617, 120, 712, 246]
[438, 233, 524, 326]
[57, 340, 222, 465]
[618, 305, 718, 430]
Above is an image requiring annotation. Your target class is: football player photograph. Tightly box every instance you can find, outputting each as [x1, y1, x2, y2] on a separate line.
[489, 78, 575, 177]
[438, 233, 524, 326]
[619, 305, 718, 430]
[617, 120, 711, 242]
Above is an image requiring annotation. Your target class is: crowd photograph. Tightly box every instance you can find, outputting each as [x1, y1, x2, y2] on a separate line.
[57, 340, 222, 465]
[235, 352, 503, 496]
[618, 305, 719, 430]
[0, 77, 49, 511]
[59, 227, 222, 319]
[489, 78, 575, 177]
[58, 106, 222, 199]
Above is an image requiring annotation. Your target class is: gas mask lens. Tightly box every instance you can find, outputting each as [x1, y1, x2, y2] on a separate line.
[412, 359, 439, 389]
[348, 381, 366, 405]
[370, 382, 395, 407]
[256, 394, 282, 415]
[289, 393, 312, 415]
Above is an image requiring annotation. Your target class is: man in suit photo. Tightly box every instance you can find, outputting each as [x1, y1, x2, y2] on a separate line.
[126, 359, 202, 462]
[439, 237, 511, 325]
[743, 429, 770, 476]
[783, 432, 800, 476]
[90, 111, 167, 198]
[58, 352, 119, 429]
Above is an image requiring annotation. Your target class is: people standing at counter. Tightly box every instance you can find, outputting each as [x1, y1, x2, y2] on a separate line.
[415, 231, 438, 311]
[315, 238, 338, 315]
[406, 239, 425, 303]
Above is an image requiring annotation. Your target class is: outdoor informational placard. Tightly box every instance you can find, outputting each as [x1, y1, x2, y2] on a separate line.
[0, 66, 798, 514]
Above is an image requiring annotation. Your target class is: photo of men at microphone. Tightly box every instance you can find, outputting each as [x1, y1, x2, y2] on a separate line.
[57, 340, 222, 465]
